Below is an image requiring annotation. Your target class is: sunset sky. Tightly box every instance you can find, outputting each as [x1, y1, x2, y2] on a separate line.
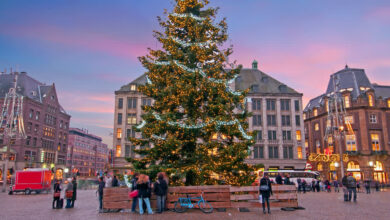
[1, 0, 389, 148]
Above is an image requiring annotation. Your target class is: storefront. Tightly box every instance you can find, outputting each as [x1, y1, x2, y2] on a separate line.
[372, 161, 388, 184]
[328, 162, 338, 181]
[347, 161, 362, 181]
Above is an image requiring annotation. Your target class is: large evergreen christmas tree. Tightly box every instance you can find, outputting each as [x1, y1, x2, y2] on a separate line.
[128, 0, 257, 186]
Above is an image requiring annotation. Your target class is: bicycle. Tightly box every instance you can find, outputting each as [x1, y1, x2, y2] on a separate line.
[174, 192, 213, 213]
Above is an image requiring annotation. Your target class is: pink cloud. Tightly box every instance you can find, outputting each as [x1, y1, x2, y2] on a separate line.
[366, 6, 390, 22]
[59, 91, 114, 114]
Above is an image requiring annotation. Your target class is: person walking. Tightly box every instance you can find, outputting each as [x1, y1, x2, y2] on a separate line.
[112, 175, 119, 187]
[364, 180, 371, 194]
[259, 173, 273, 214]
[333, 180, 339, 193]
[346, 173, 357, 202]
[275, 174, 283, 185]
[154, 173, 168, 213]
[136, 174, 153, 215]
[65, 178, 73, 209]
[130, 173, 139, 213]
[98, 176, 105, 213]
[71, 177, 77, 208]
[52, 179, 61, 209]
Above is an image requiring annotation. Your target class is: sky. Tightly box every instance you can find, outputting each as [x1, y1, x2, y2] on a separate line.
[0, 0, 390, 148]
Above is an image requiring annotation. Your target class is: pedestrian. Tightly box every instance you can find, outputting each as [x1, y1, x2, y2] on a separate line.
[346, 173, 357, 202]
[333, 180, 339, 193]
[302, 179, 307, 193]
[71, 176, 77, 208]
[259, 173, 273, 214]
[105, 175, 112, 188]
[283, 175, 291, 185]
[311, 180, 316, 192]
[136, 174, 153, 215]
[325, 180, 331, 193]
[297, 178, 302, 193]
[154, 173, 168, 213]
[356, 181, 361, 193]
[97, 176, 105, 213]
[341, 175, 348, 201]
[52, 179, 61, 209]
[364, 180, 371, 194]
[275, 173, 283, 185]
[315, 180, 320, 192]
[161, 172, 170, 211]
[65, 178, 73, 208]
[375, 181, 380, 192]
[112, 175, 119, 187]
[130, 173, 139, 213]
[319, 180, 324, 191]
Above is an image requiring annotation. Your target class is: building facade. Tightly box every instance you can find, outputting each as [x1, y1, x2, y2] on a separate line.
[304, 66, 390, 184]
[112, 61, 306, 171]
[67, 128, 109, 177]
[0, 71, 71, 180]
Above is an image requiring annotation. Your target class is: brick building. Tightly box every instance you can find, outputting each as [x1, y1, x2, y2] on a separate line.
[67, 128, 109, 177]
[304, 66, 390, 183]
[113, 61, 306, 171]
[0, 71, 71, 180]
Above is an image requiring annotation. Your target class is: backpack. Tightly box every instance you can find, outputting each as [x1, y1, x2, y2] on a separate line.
[347, 177, 357, 188]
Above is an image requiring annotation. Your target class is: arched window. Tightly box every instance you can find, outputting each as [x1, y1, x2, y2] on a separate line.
[317, 163, 323, 171]
[347, 161, 360, 170]
[374, 161, 383, 171]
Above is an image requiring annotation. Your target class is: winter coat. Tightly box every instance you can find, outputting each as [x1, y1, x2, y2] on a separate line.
[136, 182, 151, 198]
[112, 177, 119, 187]
[153, 178, 168, 196]
[72, 180, 77, 200]
[347, 176, 357, 188]
[131, 178, 138, 191]
[66, 182, 73, 192]
[259, 177, 273, 198]
[98, 181, 105, 196]
[341, 176, 348, 187]
[275, 175, 283, 184]
[54, 183, 61, 192]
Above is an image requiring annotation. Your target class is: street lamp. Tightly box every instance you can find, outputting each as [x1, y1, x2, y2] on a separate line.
[368, 161, 374, 167]
[334, 162, 339, 168]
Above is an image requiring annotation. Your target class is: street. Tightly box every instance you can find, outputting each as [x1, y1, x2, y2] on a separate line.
[0, 189, 389, 220]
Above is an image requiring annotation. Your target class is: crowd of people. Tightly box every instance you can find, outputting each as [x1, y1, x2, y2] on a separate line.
[52, 176, 78, 209]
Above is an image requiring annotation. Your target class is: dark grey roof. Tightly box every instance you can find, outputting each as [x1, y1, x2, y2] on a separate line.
[304, 94, 325, 112]
[326, 66, 372, 99]
[116, 74, 147, 92]
[235, 68, 300, 95]
[372, 84, 390, 99]
[0, 72, 49, 102]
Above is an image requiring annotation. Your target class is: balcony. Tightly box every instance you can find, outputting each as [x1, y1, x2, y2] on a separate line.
[268, 140, 279, 145]
[282, 140, 293, 144]
[371, 150, 388, 156]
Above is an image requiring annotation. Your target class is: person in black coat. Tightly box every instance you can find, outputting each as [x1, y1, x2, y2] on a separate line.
[259, 174, 273, 214]
[97, 176, 105, 212]
[52, 179, 61, 209]
[112, 175, 119, 187]
[154, 173, 168, 213]
[136, 174, 153, 215]
[275, 174, 283, 185]
[71, 177, 77, 208]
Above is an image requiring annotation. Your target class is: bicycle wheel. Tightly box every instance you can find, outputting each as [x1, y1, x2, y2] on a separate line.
[199, 200, 213, 213]
[174, 201, 188, 213]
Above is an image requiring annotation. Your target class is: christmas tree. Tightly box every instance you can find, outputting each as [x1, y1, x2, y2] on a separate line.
[128, 0, 257, 186]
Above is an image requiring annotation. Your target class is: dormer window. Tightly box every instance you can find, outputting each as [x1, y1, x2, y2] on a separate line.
[130, 84, 137, 91]
[368, 94, 374, 107]
[313, 108, 318, 117]
[251, 85, 259, 93]
[279, 85, 287, 93]
[344, 95, 350, 108]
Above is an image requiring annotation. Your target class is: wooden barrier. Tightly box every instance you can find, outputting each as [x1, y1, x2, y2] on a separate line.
[103, 184, 298, 210]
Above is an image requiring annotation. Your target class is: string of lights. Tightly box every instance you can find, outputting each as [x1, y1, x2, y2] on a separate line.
[170, 13, 206, 21]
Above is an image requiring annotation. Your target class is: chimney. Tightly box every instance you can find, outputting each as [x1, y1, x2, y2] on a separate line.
[252, 60, 258, 69]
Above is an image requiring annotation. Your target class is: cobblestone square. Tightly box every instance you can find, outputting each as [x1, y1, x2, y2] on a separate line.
[0, 189, 389, 220]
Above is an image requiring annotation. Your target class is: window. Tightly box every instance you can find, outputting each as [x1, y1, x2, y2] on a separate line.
[317, 163, 323, 171]
[125, 145, 130, 157]
[130, 84, 137, 91]
[295, 115, 300, 126]
[281, 115, 291, 126]
[267, 115, 276, 126]
[251, 85, 259, 92]
[29, 109, 34, 118]
[326, 136, 334, 155]
[118, 98, 123, 109]
[313, 109, 318, 116]
[294, 100, 300, 111]
[369, 114, 377, 123]
[347, 161, 360, 170]
[253, 145, 264, 159]
[117, 113, 122, 125]
[268, 130, 277, 140]
[266, 99, 276, 111]
[282, 130, 291, 140]
[127, 129, 136, 138]
[116, 145, 121, 157]
[35, 111, 40, 120]
[296, 130, 301, 141]
[269, 146, 279, 159]
[142, 98, 152, 106]
[325, 100, 329, 112]
[280, 99, 290, 111]
[127, 114, 137, 124]
[27, 122, 32, 132]
[316, 140, 321, 154]
[344, 95, 350, 108]
[283, 146, 293, 159]
[345, 115, 354, 124]
[255, 131, 262, 142]
[127, 97, 137, 109]
[116, 128, 122, 139]
[252, 99, 261, 111]
[326, 119, 331, 128]
[26, 136, 31, 145]
[368, 94, 374, 107]
[371, 134, 380, 151]
[303, 113, 306, 120]
[388, 99, 390, 108]
[346, 135, 357, 151]
[315, 123, 319, 131]
[34, 125, 39, 133]
[253, 115, 262, 126]
[297, 146, 303, 159]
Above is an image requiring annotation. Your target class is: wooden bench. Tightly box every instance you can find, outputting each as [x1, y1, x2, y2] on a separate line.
[102, 184, 298, 210]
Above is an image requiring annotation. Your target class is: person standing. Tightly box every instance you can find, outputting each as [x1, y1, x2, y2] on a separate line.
[311, 180, 316, 192]
[275, 174, 283, 185]
[65, 178, 73, 209]
[52, 179, 61, 209]
[283, 175, 291, 185]
[112, 175, 119, 187]
[154, 173, 168, 213]
[71, 177, 77, 208]
[364, 180, 371, 194]
[346, 173, 357, 202]
[98, 176, 105, 213]
[130, 173, 139, 213]
[302, 179, 307, 193]
[333, 180, 339, 193]
[297, 178, 302, 193]
[105, 175, 112, 188]
[259, 174, 273, 214]
[136, 174, 153, 215]
[315, 180, 320, 192]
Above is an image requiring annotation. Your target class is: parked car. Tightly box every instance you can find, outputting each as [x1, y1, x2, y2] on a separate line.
[10, 168, 51, 195]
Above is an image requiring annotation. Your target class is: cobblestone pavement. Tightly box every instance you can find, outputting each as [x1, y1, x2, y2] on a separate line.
[0, 189, 389, 220]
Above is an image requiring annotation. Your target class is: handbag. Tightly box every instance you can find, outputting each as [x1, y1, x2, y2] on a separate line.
[54, 192, 61, 198]
[260, 185, 270, 191]
[65, 191, 73, 199]
[129, 190, 139, 198]
[258, 194, 263, 203]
